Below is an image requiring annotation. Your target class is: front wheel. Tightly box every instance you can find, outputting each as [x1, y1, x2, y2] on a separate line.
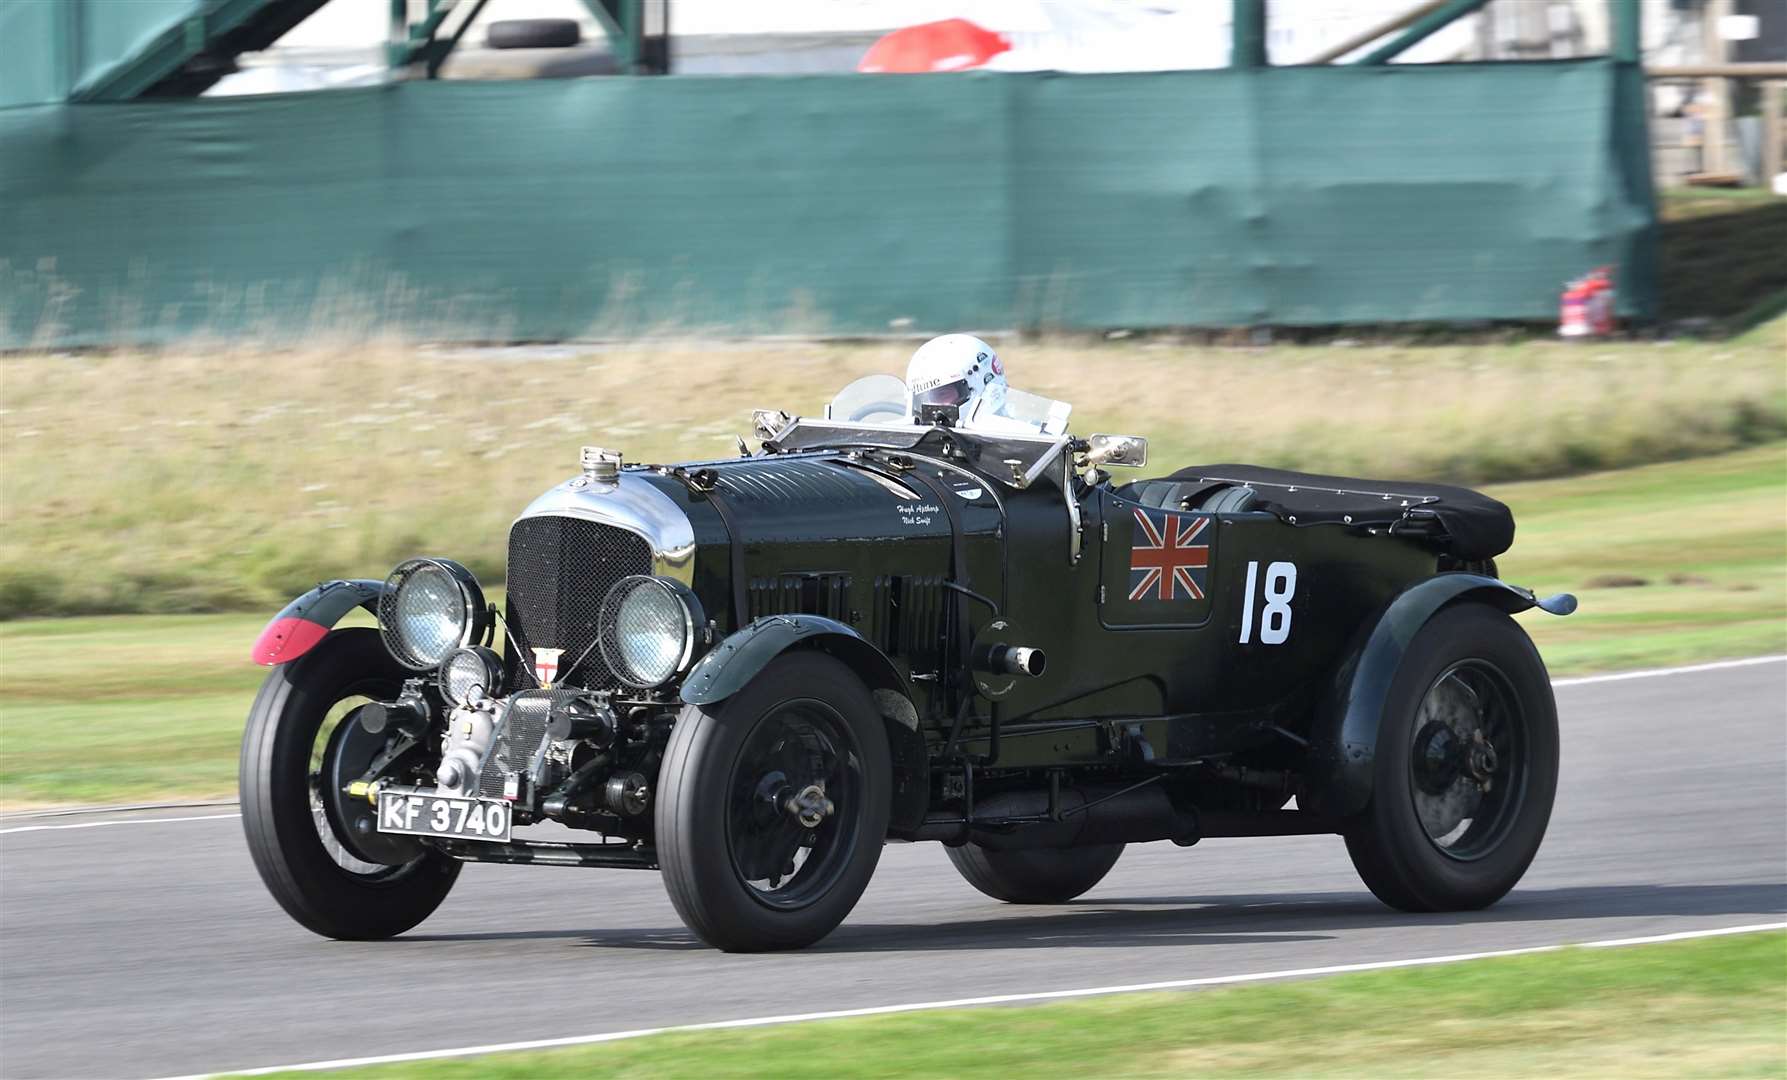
[1344, 603, 1559, 912]
[240, 628, 461, 939]
[656, 652, 891, 952]
[947, 843, 1125, 904]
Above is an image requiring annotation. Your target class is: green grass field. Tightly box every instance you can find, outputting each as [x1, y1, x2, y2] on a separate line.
[233, 930, 1787, 1080]
[1, 446, 1780, 808]
[1500, 444, 1787, 673]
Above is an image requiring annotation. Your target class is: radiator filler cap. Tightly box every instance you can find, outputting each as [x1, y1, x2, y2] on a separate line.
[581, 446, 622, 482]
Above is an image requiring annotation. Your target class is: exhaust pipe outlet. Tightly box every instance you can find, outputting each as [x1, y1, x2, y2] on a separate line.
[976, 643, 1047, 678]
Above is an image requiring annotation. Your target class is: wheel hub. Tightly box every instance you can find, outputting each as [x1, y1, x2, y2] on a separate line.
[786, 782, 835, 828]
[1465, 730, 1498, 787]
[754, 771, 793, 822]
[1412, 721, 1462, 794]
[726, 704, 862, 908]
[1405, 661, 1530, 860]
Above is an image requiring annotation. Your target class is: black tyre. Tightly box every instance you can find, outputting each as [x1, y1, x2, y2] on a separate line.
[946, 843, 1125, 904]
[240, 628, 460, 939]
[486, 18, 580, 49]
[1344, 603, 1559, 912]
[656, 652, 890, 952]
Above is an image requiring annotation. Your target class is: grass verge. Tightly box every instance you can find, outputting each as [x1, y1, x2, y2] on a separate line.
[3, 327, 1784, 618]
[1502, 443, 1787, 674]
[1, 446, 1780, 808]
[231, 931, 1787, 1079]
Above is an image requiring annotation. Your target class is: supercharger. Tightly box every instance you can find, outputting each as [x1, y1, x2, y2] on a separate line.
[434, 700, 503, 795]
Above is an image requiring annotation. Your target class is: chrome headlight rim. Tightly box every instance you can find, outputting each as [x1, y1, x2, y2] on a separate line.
[598, 575, 703, 689]
[377, 557, 490, 671]
[438, 645, 504, 706]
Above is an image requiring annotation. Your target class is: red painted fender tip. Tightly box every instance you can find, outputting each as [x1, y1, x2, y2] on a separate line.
[252, 616, 331, 666]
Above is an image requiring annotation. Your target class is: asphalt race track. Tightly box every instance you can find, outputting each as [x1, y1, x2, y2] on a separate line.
[4, 660, 1784, 1079]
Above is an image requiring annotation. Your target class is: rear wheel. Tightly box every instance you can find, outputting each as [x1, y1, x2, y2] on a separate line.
[1344, 604, 1558, 912]
[946, 843, 1125, 904]
[656, 652, 890, 952]
[240, 628, 460, 939]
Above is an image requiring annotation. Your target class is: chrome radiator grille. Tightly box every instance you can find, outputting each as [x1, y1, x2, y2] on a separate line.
[503, 516, 653, 693]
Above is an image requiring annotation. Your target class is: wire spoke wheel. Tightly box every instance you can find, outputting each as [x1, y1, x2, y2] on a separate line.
[725, 702, 862, 909]
[1407, 661, 1526, 861]
[309, 691, 400, 877]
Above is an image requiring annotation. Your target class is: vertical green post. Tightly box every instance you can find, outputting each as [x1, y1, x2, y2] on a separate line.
[621, 0, 641, 72]
[1610, 0, 1640, 64]
[58, 0, 83, 98]
[1607, 0, 1657, 320]
[387, 0, 409, 69]
[1232, 0, 1267, 67]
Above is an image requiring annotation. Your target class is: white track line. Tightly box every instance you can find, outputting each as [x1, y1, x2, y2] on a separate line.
[152, 921, 1787, 1080]
[0, 812, 240, 835]
[1581, 923, 1787, 948]
[7, 655, 1782, 837]
[1551, 654, 1786, 687]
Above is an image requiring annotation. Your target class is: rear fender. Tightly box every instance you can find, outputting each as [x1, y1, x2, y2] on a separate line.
[681, 615, 928, 833]
[1303, 574, 1574, 817]
[251, 579, 387, 666]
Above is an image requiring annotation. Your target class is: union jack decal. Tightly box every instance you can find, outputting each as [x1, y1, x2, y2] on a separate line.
[1129, 508, 1210, 602]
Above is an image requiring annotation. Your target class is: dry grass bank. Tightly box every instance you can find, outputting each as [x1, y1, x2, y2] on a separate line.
[1, 329, 1782, 617]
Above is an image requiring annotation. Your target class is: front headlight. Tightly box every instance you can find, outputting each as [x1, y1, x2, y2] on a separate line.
[599, 576, 701, 688]
[439, 646, 503, 706]
[378, 558, 489, 670]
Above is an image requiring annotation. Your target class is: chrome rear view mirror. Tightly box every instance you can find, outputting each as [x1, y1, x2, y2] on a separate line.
[751, 409, 794, 441]
[1084, 433, 1148, 469]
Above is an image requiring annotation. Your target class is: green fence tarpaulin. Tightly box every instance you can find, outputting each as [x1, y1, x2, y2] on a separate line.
[0, 60, 1655, 346]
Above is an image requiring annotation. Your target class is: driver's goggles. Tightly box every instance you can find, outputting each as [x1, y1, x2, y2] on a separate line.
[915, 378, 972, 408]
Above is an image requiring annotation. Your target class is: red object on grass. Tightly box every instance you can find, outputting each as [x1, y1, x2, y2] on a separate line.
[1558, 266, 1617, 338]
[252, 616, 331, 666]
[858, 18, 1011, 74]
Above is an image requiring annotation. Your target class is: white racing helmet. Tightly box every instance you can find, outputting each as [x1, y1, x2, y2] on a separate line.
[906, 334, 1006, 423]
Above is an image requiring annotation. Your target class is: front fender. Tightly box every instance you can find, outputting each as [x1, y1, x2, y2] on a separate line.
[681, 615, 910, 707]
[251, 579, 387, 666]
[1304, 574, 1575, 817]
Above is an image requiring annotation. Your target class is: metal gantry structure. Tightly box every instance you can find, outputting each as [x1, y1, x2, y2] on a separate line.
[1225, 0, 1645, 67]
[387, 0, 668, 78]
[50, 0, 668, 102]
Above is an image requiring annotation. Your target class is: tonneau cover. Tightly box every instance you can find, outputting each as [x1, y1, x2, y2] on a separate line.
[1167, 464, 1514, 561]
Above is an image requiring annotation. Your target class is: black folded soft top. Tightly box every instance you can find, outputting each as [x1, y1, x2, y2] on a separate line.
[1164, 464, 1515, 561]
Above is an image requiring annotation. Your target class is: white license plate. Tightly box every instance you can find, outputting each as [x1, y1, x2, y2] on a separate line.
[377, 791, 512, 843]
